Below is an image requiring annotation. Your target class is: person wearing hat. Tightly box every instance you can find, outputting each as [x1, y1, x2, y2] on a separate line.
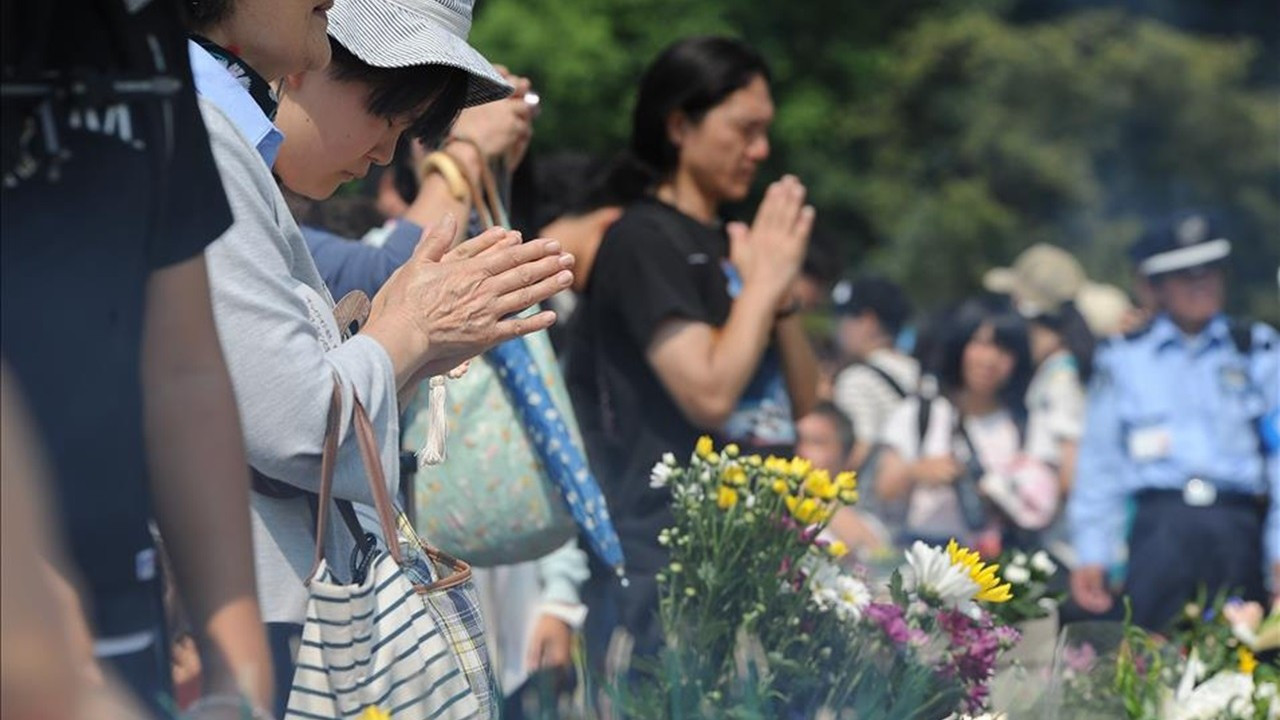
[831, 275, 920, 472]
[984, 244, 1098, 565]
[1067, 212, 1280, 630]
[188, 0, 576, 711]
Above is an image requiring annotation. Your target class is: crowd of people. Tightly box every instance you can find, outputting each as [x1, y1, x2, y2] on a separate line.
[2, 0, 1277, 718]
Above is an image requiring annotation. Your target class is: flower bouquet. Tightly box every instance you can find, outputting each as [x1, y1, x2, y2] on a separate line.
[1047, 596, 1280, 720]
[623, 438, 1021, 719]
[988, 549, 1062, 627]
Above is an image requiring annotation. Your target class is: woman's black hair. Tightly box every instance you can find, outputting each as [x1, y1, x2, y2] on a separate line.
[184, 0, 234, 31]
[326, 37, 470, 147]
[937, 297, 1033, 417]
[608, 36, 770, 202]
[1029, 302, 1096, 384]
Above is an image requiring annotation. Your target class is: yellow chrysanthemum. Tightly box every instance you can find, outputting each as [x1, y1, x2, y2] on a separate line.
[717, 485, 739, 510]
[746, 454, 763, 467]
[827, 541, 849, 559]
[1239, 647, 1258, 675]
[945, 539, 1013, 604]
[835, 471, 858, 490]
[772, 479, 790, 495]
[723, 443, 740, 458]
[722, 464, 748, 487]
[695, 435, 714, 459]
[764, 456, 790, 474]
[359, 707, 391, 720]
[838, 489, 859, 505]
[788, 457, 813, 478]
[786, 496, 823, 524]
[803, 469, 838, 500]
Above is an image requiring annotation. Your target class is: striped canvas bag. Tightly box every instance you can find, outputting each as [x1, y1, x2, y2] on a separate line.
[285, 384, 493, 719]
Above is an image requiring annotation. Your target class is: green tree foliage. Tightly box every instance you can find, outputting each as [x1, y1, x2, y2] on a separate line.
[472, 3, 1279, 319]
[846, 11, 1279, 317]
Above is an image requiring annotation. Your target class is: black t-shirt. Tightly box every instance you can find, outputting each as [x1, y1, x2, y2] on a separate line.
[1, 0, 233, 594]
[566, 198, 795, 575]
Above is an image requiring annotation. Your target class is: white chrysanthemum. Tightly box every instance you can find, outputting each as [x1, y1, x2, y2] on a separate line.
[650, 461, 673, 489]
[1030, 550, 1056, 575]
[808, 562, 871, 623]
[662, 452, 677, 467]
[833, 575, 872, 622]
[1004, 564, 1031, 585]
[901, 541, 979, 608]
[1166, 672, 1256, 720]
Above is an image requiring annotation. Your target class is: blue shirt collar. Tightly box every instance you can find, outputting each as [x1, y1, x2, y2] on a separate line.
[1150, 312, 1230, 352]
[188, 40, 284, 168]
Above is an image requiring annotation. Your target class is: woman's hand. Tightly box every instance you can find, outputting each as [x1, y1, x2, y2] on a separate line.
[728, 175, 814, 303]
[365, 214, 574, 388]
[448, 66, 535, 172]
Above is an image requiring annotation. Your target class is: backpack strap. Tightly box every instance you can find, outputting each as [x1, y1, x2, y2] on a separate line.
[861, 361, 909, 399]
[915, 393, 933, 450]
[1227, 318, 1270, 460]
[1229, 318, 1254, 356]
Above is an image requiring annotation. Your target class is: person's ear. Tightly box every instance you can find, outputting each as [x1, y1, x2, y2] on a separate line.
[665, 110, 689, 148]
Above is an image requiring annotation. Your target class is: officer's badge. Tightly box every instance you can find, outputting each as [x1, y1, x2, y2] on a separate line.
[1177, 214, 1208, 246]
[1219, 365, 1248, 392]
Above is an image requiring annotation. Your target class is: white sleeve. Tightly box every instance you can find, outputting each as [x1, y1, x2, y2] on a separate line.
[880, 397, 921, 461]
[833, 367, 880, 443]
[1045, 368, 1086, 441]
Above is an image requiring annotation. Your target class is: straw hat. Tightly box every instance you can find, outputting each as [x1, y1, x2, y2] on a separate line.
[983, 244, 1086, 318]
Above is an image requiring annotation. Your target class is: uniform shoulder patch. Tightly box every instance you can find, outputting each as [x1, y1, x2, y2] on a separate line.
[1252, 321, 1278, 352]
[1122, 322, 1154, 342]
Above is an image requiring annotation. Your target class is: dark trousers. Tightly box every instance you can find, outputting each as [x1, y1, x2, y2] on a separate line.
[582, 569, 663, 692]
[1126, 492, 1267, 630]
[92, 577, 171, 716]
[501, 670, 577, 720]
[267, 622, 304, 718]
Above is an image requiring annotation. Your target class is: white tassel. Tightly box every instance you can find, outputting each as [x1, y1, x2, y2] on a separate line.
[418, 375, 448, 466]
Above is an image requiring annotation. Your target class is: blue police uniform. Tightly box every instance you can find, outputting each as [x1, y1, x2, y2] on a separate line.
[1069, 313, 1279, 628]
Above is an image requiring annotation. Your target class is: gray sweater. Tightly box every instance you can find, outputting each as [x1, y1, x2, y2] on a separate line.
[200, 99, 400, 624]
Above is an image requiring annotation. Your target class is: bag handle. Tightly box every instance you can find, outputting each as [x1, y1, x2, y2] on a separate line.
[311, 378, 404, 577]
[446, 135, 507, 230]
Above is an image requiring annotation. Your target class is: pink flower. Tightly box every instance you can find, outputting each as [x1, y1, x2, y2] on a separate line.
[867, 602, 910, 645]
[1062, 642, 1097, 673]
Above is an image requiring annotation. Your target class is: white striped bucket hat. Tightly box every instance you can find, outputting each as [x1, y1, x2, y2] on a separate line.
[327, 0, 512, 108]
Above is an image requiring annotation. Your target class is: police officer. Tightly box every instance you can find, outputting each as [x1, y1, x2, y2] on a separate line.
[1068, 212, 1280, 630]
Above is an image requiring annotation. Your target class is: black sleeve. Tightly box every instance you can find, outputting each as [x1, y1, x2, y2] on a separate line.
[592, 212, 714, 352]
[145, 6, 233, 270]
